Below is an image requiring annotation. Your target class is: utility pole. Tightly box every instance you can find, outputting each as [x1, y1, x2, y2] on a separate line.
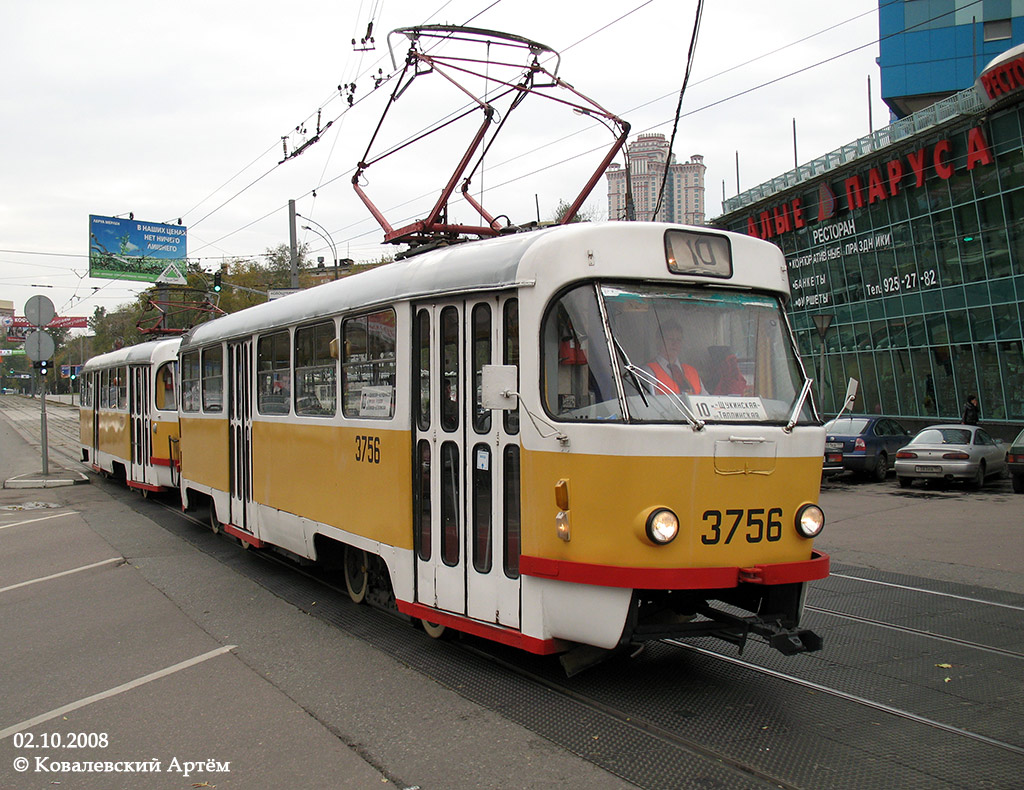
[288, 199, 299, 289]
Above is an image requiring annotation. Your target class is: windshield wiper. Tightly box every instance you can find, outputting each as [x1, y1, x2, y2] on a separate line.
[784, 378, 813, 433]
[623, 361, 706, 431]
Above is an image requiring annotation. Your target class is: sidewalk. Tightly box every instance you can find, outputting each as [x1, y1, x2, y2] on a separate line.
[0, 395, 87, 488]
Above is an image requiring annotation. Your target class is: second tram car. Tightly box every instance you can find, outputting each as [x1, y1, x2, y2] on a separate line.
[80, 337, 181, 493]
[84, 222, 830, 661]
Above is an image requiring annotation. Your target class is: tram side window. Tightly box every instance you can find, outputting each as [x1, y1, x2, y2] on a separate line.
[99, 369, 109, 409]
[155, 362, 177, 411]
[541, 286, 622, 421]
[503, 298, 519, 435]
[342, 309, 396, 419]
[414, 309, 430, 431]
[115, 366, 128, 410]
[202, 347, 223, 413]
[295, 321, 337, 417]
[257, 330, 291, 415]
[503, 445, 521, 579]
[472, 303, 491, 434]
[181, 351, 200, 412]
[472, 444, 492, 573]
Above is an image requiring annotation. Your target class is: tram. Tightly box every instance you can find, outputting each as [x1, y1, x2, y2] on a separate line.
[83, 221, 830, 662]
[79, 337, 181, 493]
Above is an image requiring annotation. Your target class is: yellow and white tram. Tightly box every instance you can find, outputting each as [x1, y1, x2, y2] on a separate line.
[79, 337, 181, 493]
[164, 221, 829, 659]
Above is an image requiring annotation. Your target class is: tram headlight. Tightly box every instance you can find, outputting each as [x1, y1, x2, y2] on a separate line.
[795, 504, 825, 538]
[645, 508, 679, 545]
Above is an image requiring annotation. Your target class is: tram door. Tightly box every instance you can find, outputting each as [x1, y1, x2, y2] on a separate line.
[413, 296, 522, 628]
[227, 340, 254, 533]
[90, 372, 99, 464]
[130, 365, 151, 485]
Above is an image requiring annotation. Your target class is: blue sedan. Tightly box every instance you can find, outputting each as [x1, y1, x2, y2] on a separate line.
[823, 416, 911, 481]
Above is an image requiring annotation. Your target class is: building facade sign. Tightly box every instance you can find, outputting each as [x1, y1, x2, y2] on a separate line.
[718, 107, 1024, 428]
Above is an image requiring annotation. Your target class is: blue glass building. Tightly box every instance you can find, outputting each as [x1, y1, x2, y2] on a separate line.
[879, 0, 1024, 118]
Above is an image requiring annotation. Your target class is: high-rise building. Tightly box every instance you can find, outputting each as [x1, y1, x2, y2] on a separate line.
[879, 0, 1024, 118]
[605, 133, 706, 225]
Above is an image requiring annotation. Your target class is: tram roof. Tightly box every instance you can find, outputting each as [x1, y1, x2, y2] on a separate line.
[81, 337, 181, 373]
[181, 222, 784, 348]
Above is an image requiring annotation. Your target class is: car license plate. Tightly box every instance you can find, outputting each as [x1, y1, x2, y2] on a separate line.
[825, 442, 843, 450]
[915, 465, 941, 473]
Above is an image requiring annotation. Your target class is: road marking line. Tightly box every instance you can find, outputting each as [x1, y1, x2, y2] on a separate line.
[0, 511, 77, 530]
[0, 645, 238, 739]
[0, 557, 122, 595]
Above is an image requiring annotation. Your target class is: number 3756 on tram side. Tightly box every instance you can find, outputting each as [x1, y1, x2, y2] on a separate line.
[173, 221, 829, 664]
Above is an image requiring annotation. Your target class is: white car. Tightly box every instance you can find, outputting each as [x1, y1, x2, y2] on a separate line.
[894, 424, 1007, 489]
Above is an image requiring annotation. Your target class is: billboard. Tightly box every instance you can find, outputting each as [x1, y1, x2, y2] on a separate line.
[89, 215, 187, 283]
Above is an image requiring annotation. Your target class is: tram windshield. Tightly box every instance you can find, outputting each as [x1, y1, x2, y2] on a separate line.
[541, 282, 811, 424]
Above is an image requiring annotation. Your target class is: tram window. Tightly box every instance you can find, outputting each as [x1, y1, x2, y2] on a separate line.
[503, 299, 519, 435]
[472, 303, 491, 434]
[181, 351, 201, 413]
[202, 346, 223, 413]
[415, 440, 431, 561]
[295, 321, 337, 417]
[503, 445, 521, 579]
[603, 284, 806, 423]
[441, 306, 459, 431]
[541, 286, 622, 421]
[342, 309, 396, 419]
[441, 441, 460, 566]
[257, 330, 291, 415]
[472, 444, 492, 573]
[99, 369, 109, 409]
[414, 309, 430, 431]
[155, 362, 177, 411]
[116, 366, 128, 410]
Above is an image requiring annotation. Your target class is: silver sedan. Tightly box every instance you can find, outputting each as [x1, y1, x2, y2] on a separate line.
[894, 424, 1007, 489]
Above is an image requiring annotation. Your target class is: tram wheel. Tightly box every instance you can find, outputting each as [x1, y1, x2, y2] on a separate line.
[208, 503, 221, 534]
[421, 619, 447, 639]
[344, 547, 369, 604]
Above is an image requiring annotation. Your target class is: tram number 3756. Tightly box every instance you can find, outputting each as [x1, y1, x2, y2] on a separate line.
[701, 508, 784, 545]
[355, 435, 381, 464]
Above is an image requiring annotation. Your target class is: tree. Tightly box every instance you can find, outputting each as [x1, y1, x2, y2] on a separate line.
[552, 198, 599, 224]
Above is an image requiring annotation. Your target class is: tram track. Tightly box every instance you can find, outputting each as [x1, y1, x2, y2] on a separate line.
[661, 640, 1024, 759]
[130, 490, 1024, 786]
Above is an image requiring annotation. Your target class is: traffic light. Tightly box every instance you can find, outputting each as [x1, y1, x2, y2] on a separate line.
[213, 271, 222, 292]
[34, 359, 50, 376]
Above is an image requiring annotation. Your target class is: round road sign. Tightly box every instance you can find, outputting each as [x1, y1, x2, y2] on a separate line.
[25, 330, 55, 362]
[25, 295, 56, 328]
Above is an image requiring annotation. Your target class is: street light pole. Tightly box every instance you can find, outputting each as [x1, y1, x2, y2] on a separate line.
[297, 214, 340, 280]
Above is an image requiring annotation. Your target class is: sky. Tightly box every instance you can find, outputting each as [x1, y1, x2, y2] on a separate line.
[0, 0, 890, 322]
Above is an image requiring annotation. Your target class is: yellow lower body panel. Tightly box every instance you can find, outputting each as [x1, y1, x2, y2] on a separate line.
[521, 449, 822, 570]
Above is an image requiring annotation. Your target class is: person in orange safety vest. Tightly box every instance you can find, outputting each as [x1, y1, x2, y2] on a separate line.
[646, 321, 704, 395]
